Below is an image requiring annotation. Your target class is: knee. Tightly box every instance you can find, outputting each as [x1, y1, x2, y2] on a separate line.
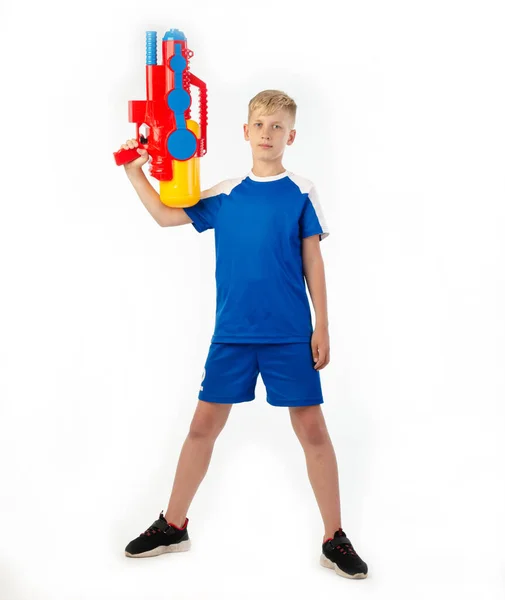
[188, 414, 224, 441]
[291, 409, 328, 446]
[299, 422, 327, 446]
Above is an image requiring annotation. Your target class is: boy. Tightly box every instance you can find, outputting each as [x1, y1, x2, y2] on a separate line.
[119, 90, 368, 579]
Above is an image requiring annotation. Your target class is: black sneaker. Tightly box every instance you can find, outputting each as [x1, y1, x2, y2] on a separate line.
[320, 528, 368, 579]
[125, 511, 191, 558]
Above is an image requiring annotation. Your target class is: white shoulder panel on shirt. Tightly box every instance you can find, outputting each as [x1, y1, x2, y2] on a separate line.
[287, 172, 330, 240]
[201, 176, 248, 199]
[286, 171, 314, 195]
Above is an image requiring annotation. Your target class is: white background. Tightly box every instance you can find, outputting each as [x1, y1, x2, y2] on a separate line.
[1, 0, 504, 598]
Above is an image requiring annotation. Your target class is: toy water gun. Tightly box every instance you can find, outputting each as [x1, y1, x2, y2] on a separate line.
[113, 29, 207, 208]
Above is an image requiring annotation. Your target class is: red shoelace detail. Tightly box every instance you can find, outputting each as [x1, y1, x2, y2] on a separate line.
[140, 512, 171, 537]
[329, 530, 358, 556]
[140, 526, 160, 537]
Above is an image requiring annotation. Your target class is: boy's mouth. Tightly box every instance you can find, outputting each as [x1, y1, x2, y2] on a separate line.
[259, 144, 272, 148]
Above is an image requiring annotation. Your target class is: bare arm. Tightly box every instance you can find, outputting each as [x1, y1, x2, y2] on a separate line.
[302, 234, 328, 327]
[125, 168, 193, 227]
[119, 138, 192, 227]
[302, 234, 330, 370]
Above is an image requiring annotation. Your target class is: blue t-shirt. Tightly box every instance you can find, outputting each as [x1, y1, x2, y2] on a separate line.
[183, 170, 329, 343]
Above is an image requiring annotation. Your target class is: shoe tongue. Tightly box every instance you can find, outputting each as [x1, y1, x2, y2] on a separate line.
[334, 528, 346, 538]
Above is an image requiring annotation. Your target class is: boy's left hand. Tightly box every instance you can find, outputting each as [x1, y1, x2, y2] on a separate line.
[311, 326, 330, 370]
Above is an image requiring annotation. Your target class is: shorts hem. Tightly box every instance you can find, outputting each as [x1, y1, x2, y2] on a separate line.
[266, 397, 324, 407]
[198, 395, 255, 404]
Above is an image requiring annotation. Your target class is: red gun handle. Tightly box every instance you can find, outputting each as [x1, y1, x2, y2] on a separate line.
[113, 146, 145, 166]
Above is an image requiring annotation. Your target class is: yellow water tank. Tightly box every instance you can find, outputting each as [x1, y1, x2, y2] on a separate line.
[159, 119, 201, 208]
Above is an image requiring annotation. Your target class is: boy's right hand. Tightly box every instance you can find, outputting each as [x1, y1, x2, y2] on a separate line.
[119, 139, 149, 172]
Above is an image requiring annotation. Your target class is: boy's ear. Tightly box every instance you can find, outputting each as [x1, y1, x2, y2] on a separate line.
[287, 129, 297, 146]
[243, 123, 250, 141]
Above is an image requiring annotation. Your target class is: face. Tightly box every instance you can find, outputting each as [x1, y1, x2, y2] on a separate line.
[243, 108, 296, 163]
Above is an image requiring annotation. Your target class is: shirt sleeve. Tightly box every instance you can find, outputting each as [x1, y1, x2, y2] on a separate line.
[300, 185, 330, 241]
[183, 185, 224, 233]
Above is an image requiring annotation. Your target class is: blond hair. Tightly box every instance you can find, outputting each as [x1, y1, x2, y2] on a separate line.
[248, 89, 297, 126]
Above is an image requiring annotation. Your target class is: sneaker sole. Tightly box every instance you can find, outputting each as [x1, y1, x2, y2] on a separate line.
[125, 539, 191, 558]
[320, 554, 368, 579]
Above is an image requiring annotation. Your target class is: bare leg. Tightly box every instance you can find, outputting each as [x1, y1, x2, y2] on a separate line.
[289, 405, 342, 542]
[164, 400, 233, 527]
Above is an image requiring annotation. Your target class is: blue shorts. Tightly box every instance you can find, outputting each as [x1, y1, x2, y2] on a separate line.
[198, 343, 324, 407]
